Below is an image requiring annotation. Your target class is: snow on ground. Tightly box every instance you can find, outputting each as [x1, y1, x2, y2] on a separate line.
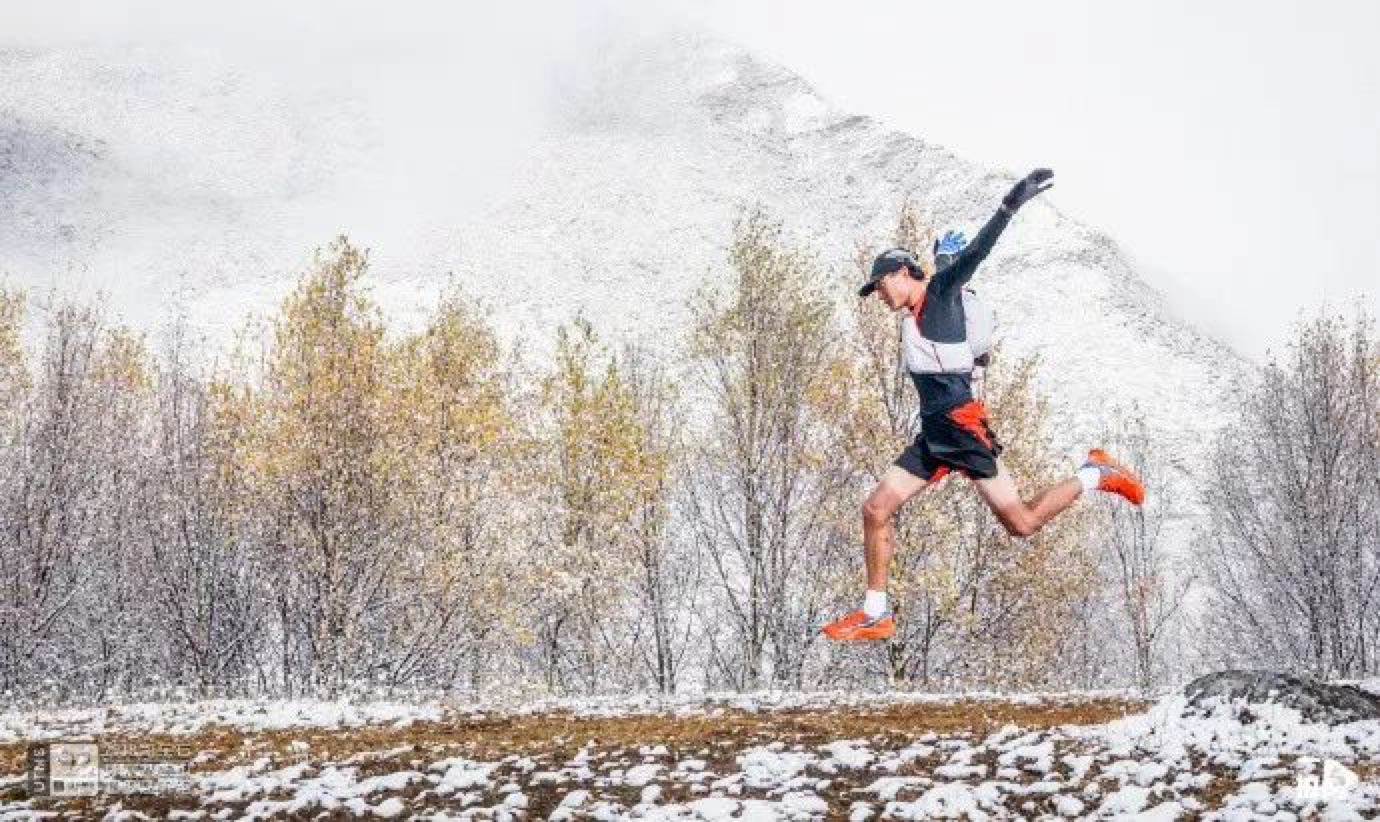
[0, 686, 1376, 820]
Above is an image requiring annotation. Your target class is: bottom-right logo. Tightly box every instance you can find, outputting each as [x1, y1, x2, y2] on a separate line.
[1295, 758, 1359, 801]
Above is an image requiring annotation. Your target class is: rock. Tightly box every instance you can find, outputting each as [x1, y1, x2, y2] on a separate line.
[1183, 670, 1380, 724]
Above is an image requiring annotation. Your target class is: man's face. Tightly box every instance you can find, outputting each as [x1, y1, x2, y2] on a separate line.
[874, 268, 909, 310]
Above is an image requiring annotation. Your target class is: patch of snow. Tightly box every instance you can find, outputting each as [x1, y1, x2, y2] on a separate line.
[1052, 794, 1085, 816]
[907, 783, 986, 820]
[820, 740, 872, 770]
[739, 747, 812, 789]
[1098, 784, 1151, 816]
[624, 763, 662, 787]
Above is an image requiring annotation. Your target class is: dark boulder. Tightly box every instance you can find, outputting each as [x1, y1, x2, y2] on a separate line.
[1184, 670, 1380, 724]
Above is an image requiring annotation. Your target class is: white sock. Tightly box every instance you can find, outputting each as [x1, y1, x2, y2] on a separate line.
[1076, 465, 1102, 493]
[862, 589, 888, 618]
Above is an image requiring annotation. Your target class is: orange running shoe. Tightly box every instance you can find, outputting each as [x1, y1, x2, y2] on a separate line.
[1085, 448, 1145, 505]
[822, 609, 896, 641]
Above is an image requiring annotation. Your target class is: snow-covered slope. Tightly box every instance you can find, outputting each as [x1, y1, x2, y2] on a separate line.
[0, 33, 1241, 481]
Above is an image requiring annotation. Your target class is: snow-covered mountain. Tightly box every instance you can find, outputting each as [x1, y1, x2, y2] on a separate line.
[1, 32, 1241, 490]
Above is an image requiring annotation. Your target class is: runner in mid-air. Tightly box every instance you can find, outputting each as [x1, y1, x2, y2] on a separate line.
[823, 168, 1145, 641]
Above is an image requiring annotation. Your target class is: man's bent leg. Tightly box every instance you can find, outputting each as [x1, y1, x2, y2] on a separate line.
[863, 465, 933, 590]
[971, 459, 1083, 538]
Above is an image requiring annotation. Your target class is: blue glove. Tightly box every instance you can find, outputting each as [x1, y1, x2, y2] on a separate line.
[934, 230, 967, 257]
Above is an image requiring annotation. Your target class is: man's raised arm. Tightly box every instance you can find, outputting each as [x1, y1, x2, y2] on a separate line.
[932, 168, 1054, 293]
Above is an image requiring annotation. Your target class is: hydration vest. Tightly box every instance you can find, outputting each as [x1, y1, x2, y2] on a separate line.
[963, 288, 995, 365]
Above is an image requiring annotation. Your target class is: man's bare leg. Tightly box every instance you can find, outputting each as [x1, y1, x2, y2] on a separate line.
[971, 458, 1083, 538]
[823, 465, 934, 638]
[863, 465, 933, 590]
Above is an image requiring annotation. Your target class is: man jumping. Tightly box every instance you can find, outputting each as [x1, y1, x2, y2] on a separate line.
[822, 169, 1144, 642]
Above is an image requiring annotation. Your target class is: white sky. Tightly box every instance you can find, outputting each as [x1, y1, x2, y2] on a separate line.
[7, 0, 1378, 359]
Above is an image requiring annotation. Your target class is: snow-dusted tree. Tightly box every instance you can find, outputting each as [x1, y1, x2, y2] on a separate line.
[1202, 311, 1380, 677]
[379, 291, 525, 690]
[0, 287, 25, 434]
[618, 344, 698, 693]
[73, 327, 161, 696]
[529, 319, 681, 692]
[217, 238, 403, 692]
[1088, 413, 1190, 692]
[136, 314, 263, 690]
[0, 299, 163, 696]
[0, 302, 100, 692]
[0, 287, 45, 692]
[687, 208, 854, 689]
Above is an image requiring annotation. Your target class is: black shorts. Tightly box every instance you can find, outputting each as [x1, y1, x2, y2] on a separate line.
[895, 399, 1004, 482]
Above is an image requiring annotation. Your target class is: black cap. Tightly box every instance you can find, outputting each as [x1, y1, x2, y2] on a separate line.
[859, 248, 920, 297]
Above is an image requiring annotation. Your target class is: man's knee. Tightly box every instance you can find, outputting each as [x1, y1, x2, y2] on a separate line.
[999, 512, 1040, 538]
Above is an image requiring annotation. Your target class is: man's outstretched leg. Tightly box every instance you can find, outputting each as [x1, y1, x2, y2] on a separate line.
[823, 465, 932, 641]
[973, 450, 1144, 538]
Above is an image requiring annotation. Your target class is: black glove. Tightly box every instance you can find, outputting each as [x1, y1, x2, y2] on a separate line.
[1002, 168, 1054, 212]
